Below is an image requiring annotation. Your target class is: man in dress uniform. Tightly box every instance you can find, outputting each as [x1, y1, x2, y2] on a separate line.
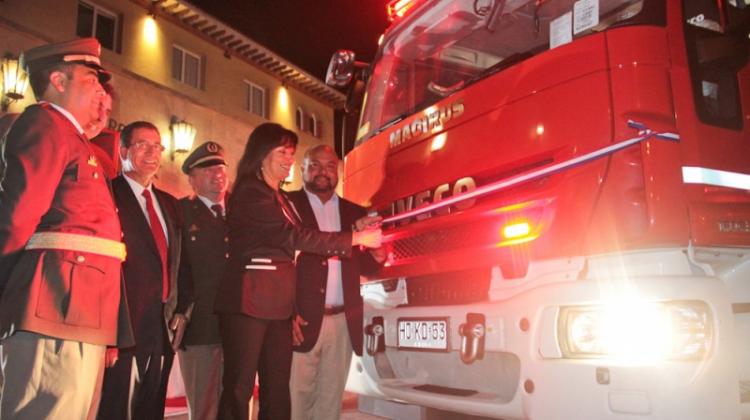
[177, 141, 229, 420]
[97, 121, 190, 420]
[0, 38, 131, 420]
[288, 145, 385, 420]
[87, 83, 120, 180]
[84, 81, 113, 139]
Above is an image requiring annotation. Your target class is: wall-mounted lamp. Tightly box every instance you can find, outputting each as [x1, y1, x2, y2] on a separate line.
[1, 56, 29, 112]
[170, 117, 196, 160]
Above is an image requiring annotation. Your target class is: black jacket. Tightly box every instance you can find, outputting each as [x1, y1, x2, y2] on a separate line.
[113, 176, 188, 353]
[215, 176, 353, 320]
[288, 189, 382, 356]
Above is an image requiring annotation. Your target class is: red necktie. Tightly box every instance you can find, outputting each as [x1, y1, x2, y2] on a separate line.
[142, 189, 169, 302]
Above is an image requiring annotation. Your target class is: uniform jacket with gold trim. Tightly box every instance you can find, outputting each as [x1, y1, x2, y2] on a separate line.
[177, 195, 228, 345]
[0, 103, 131, 346]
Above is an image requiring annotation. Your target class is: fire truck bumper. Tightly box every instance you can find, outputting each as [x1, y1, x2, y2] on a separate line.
[352, 250, 749, 419]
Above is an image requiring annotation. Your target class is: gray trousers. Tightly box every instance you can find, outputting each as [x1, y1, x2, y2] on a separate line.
[0, 331, 105, 420]
[178, 344, 223, 420]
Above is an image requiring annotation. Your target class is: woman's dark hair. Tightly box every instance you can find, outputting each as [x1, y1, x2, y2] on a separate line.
[235, 122, 298, 188]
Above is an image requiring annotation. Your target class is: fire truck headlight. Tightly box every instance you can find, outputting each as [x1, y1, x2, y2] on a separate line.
[502, 222, 530, 239]
[497, 221, 538, 246]
[558, 301, 712, 362]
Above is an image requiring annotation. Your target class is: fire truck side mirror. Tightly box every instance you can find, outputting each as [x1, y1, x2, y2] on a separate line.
[326, 50, 370, 89]
[326, 50, 357, 88]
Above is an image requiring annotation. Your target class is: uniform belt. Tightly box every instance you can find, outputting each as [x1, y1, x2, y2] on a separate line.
[323, 305, 345, 316]
[25, 232, 127, 261]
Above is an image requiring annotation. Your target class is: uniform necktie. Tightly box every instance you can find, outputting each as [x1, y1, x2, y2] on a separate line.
[142, 189, 169, 302]
[211, 204, 224, 221]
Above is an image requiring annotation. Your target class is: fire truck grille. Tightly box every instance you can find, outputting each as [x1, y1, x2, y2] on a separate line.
[390, 220, 495, 262]
[404, 268, 491, 306]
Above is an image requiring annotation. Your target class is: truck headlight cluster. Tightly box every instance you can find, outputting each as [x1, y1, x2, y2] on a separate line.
[558, 301, 712, 361]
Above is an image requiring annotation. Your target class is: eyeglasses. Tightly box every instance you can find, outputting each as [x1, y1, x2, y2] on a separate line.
[131, 141, 166, 153]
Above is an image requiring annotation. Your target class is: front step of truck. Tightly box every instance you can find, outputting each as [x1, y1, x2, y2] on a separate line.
[358, 395, 499, 420]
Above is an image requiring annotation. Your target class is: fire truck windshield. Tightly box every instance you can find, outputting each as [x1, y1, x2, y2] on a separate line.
[357, 0, 646, 144]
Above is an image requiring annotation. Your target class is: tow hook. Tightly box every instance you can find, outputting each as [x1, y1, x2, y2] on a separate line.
[459, 313, 486, 364]
[364, 316, 385, 356]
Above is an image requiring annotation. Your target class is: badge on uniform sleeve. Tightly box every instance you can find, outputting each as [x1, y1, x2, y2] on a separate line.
[87, 155, 98, 167]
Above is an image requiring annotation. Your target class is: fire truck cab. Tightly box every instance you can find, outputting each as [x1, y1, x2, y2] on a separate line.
[328, 0, 750, 418]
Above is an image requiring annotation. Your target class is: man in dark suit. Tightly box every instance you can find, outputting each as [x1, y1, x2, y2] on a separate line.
[97, 121, 191, 420]
[288, 145, 384, 420]
[0, 38, 132, 419]
[177, 141, 229, 420]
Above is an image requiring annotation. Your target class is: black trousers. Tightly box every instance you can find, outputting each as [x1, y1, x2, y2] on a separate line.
[217, 313, 293, 420]
[96, 348, 174, 420]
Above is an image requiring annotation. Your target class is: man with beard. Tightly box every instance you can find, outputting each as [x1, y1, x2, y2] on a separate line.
[287, 144, 384, 420]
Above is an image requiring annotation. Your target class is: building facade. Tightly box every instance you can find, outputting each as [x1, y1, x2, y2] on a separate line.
[0, 0, 345, 197]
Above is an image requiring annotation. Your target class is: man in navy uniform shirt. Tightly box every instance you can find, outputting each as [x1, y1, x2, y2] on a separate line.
[177, 141, 230, 420]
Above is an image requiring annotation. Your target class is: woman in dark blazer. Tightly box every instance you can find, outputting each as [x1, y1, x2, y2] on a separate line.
[214, 123, 381, 420]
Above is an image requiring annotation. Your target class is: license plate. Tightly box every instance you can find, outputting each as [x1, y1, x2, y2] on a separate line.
[397, 318, 449, 351]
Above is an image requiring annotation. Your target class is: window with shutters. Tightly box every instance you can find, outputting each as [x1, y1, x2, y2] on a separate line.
[243, 80, 266, 118]
[172, 45, 202, 89]
[76, 1, 120, 52]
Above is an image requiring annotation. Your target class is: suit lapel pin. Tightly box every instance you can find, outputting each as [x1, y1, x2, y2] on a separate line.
[87, 155, 98, 167]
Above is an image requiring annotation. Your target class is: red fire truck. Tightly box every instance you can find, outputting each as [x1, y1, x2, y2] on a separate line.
[326, 0, 750, 418]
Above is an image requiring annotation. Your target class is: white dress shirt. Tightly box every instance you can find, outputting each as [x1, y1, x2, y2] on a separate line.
[44, 101, 84, 135]
[304, 188, 343, 306]
[197, 195, 224, 217]
[123, 173, 169, 245]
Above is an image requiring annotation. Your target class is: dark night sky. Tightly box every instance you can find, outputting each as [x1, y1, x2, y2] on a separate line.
[189, 0, 390, 80]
